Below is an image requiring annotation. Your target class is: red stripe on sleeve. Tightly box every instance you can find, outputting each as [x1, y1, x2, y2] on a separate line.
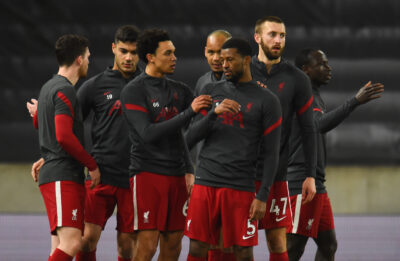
[199, 109, 207, 116]
[125, 104, 148, 113]
[57, 91, 74, 118]
[297, 96, 313, 116]
[33, 111, 38, 129]
[264, 117, 282, 136]
[313, 108, 322, 112]
[55, 114, 97, 171]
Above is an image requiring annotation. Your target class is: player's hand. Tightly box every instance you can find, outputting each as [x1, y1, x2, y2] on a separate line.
[355, 81, 384, 104]
[26, 98, 38, 117]
[256, 81, 267, 89]
[191, 95, 212, 113]
[249, 198, 266, 221]
[88, 167, 101, 189]
[302, 177, 316, 204]
[214, 99, 241, 115]
[185, 173, 195, 197]
[31, 158, 44, 182]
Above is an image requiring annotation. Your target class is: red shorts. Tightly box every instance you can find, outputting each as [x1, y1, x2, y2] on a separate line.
[40, 181, 85, 235]
[130, 172, 188, 232]
[288, 193, 334, 238]
[256, 181, 292, 230]
[184, 184, 258, 248]
[84, 181, 134, 233]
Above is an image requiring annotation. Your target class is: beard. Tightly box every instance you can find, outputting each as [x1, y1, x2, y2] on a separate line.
[260, 39, 284, 61]
[78, 65, 88, 78]
[225, 69, 243, 84]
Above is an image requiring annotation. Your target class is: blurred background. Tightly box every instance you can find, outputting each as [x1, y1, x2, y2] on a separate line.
[0, 1, 399, 260]
[1, 0, 400, 213]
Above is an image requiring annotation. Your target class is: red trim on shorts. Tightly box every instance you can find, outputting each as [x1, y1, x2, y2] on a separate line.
[264, 117, 282, 136]
[56, 91, 74, 117]
[297, 96, 313, 116]
[124, 104, 148, 113]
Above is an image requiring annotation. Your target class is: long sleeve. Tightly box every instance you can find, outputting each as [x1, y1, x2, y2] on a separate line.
[121, 85, 196, 144]
[314, 96, 359, 133]
[256, 97, 282, 201]
[294, 74, 317, 178]
[55, 114, 97, 171]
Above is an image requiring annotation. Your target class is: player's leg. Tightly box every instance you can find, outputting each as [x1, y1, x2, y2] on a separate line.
[134, 230, 160, 261]
[313, 194, 336, 261]
[116, 232, 135, 261]
[53, 226, 83, 259]
[48, 235, 60, 260]
[158, 230, 184, 261]
[220, 188, 258, 261]
[233, 245, 253, 261]
[286, 233, 309, 261]
[116, 186, 136, 260]
[77, 181, 116, 260]
[258, 181, 292, 261]
[188, 239, 210, 260]
[185, 185, 220, 260]
[313, 229, 337, 261]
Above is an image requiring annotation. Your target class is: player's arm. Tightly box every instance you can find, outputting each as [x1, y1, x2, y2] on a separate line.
[76, 79, 93, 121]
[315, 81, 384, 133]
[121, 85, 211, 144]
[186, 98, 241, 150]
[54, 88, 100, 188]
[294, 72, 317, 203]
[250, 94, 282, 221]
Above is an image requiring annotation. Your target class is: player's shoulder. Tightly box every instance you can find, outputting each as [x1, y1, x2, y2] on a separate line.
[78, 71, 106, 93]
[282, 61, 309, 81]
[166, 77, 192, 94]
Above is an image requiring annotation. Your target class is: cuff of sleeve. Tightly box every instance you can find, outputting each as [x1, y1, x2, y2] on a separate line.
[349, 97, 360, 108]
[208, 111, 218, 121]
[255, 188, 269, 202]
[306, 169, 316, 178]
[86, 159, 98, 171]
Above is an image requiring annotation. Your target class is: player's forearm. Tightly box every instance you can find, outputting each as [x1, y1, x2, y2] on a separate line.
[298, 111, 317, 178]
[185, 110, 217, 150]
[33, 111, 38, 129]
[181, 129, 194, 173]
[316, 97, 359, 133]
[125, 106, 196, 144]
[256, 130, 281, 201]
[55, 114, 97, 171]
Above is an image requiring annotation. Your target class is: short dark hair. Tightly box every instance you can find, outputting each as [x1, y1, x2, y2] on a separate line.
[255, 16, 284, 34]
[55, 34, 89, 67]
[295, 48, 318, 69]
[221, 38, 252, 57]
[114, 25, 140, 43]
[137, 29, 170, 63]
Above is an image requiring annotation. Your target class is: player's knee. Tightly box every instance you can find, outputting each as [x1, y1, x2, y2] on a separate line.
[81, 232, 100, 251]
[69, 237, 83, 255]
[189, 239, 209, 257]
[324, 239, 337, 255]
[233, 246, 253, 261]
[117, 233, 133, 258]
[267, 234, 286, 253]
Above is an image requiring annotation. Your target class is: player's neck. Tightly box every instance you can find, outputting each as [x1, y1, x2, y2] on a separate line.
[58, 66, 79, 86]
[145, 65, 165, 78]
[213, 71, 223, 80]
[257, 49, 281, 73]
[238, 70, 252, 83]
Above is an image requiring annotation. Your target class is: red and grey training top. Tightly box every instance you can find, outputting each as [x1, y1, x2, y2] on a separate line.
[288, 87, 360, 195]
[77, 67, 141, 188]
[37, 74, 96, 186]
[186, 80, 282, 202]
[251, 57, 317, 182]
[121, 72, 195, 177]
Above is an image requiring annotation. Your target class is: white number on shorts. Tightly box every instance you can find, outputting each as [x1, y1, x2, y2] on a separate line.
[246, 219, 256, 236]
[269, 197, 288, 215]
[182, 200, 189, 217]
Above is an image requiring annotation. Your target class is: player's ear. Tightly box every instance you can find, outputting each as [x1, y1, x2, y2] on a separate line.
[244, 55, 251, 65]
[76, 55, 83, 66]
[112, 42, 116, 55]
[254, 33, 261, 44]
[146, 53, 154, 63]
[204, 47, 208, 58]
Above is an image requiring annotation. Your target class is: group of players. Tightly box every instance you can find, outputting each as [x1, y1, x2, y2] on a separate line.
[27, 15, 384, 261]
